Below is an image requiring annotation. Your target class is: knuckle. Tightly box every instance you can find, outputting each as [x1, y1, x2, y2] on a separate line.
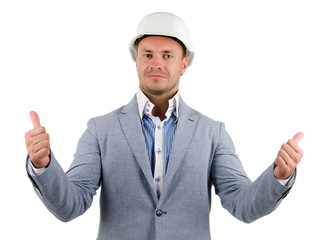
[31, 144, 37, 153]
[281, 143, 288, 152]
[29, 128, 38, 137]
[25, 132, 34, 143]
[280, 160, 288, 168]
[25, 129, 33, 136]
[25, 137, 32, 146]
[283, 143, 290, 149]
[29, 152, 36, 160]
[35, 150, 44, 159]
[278, 149, 285, 156]
[40, 126, 46, 133]
[45, 148, 51, 156]
[276, 156, 284, 165]
[44, 140, 50, 148]
[27, 145, 34, 154]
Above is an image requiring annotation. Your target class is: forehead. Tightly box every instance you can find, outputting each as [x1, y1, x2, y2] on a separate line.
[137, 36, 183, 52]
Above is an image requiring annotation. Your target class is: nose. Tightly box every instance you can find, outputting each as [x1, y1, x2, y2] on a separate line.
[149, 56, 163, 70]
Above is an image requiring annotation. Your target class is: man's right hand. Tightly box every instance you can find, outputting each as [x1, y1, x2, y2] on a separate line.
[25, 111, 51, 168]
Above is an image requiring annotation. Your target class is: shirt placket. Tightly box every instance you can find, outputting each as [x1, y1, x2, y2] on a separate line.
[143, 97, 176, 198]
[153, 119, 164, 198]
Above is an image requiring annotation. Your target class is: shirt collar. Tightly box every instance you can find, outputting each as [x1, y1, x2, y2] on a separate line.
[136, 88, 179, 122]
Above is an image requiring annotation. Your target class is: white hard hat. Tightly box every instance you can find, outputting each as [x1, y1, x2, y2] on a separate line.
[129, 12, 194, 66]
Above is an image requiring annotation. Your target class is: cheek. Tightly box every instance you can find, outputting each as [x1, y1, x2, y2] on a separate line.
[136, 61, 144, 74]
[172, 62, 185, 76]
[137, 59, 148, 72]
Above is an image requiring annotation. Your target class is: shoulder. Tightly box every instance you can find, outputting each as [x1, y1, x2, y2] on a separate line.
[91, 106, 124, 125]
[180, 98, 225, 138]
[185, 104, 235, 149]
[91, 95, 137, 123]
[195, 109, 224, 138]
[86, 96, 137, 134]
[180, 98, 223, 127]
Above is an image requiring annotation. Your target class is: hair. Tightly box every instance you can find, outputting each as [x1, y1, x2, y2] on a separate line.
[134, 35, 187, 58]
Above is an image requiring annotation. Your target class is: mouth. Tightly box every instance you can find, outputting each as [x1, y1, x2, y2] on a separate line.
[147, 74, 167, 78]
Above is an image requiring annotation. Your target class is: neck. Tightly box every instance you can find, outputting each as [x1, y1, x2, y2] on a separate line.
[140, 88, 177, 121]
[151, 97, 169, 121]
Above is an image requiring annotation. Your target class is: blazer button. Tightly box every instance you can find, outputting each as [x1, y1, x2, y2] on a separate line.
[156, 210, 163, 217]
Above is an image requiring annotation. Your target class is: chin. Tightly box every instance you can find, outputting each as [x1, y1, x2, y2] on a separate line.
[146, 88, 166, 96]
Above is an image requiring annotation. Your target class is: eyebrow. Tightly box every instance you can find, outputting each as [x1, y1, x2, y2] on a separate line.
[142, 49, 173, 54]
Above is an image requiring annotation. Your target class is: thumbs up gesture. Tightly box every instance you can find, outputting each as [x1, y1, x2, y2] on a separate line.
[25, 111, 51, 168]
[274, 132, 304, 180]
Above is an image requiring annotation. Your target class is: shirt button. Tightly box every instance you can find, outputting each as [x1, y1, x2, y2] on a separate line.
[155, 176, 161, 183]
[157, 125, 161, 129]
[156, 210, 163, 217]
[157, 148, 161, 154]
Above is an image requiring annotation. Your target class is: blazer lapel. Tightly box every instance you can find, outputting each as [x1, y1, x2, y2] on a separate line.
[160, 97, 198, 202]
[118, 96, 158, 202]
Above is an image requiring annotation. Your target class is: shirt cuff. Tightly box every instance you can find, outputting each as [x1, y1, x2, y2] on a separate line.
[27, 157, 47, 176]
[277, 170, 296, 187]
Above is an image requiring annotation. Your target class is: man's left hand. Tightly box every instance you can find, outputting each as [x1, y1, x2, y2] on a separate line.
[274, 132, 304, 180]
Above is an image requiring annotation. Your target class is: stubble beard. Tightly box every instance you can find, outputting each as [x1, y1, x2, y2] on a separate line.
[140, 76, 180, 98]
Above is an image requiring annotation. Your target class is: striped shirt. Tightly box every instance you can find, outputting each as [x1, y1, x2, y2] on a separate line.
[136, 89, 179, 198]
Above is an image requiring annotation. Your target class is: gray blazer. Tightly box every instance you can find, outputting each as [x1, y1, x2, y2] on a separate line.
[26, 96, 293, 240]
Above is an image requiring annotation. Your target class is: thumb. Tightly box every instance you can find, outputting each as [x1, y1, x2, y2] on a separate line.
[30, 111, 41, 128]
[292, 132, 304, 144]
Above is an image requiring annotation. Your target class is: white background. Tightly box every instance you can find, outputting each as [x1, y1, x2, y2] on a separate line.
[1, 0, 322, 239]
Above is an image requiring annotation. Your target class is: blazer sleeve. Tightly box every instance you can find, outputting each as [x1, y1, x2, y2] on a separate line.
[26, 118, 101, 222]
[211, 123, 294, 223]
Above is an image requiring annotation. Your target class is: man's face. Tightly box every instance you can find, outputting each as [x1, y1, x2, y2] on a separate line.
[136, 36, 188, 98]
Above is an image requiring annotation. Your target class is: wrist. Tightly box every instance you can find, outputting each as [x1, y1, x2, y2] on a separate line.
[31, 156, 50, 169]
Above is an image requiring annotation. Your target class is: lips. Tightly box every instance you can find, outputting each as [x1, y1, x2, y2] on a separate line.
[145, 70, 168, 79]
[147, 74, 167, 78]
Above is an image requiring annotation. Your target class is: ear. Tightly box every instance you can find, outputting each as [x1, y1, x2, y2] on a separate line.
[181, 56, 188, 75]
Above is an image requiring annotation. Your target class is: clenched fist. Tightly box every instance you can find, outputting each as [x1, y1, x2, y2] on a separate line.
[25, 111, 51, 168]
[274, 132, 304, 180]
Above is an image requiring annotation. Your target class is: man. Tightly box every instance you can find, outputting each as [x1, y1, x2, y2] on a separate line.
[25, 12, 304, 240]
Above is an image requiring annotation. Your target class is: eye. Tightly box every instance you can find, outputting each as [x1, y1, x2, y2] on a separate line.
[164, 54, 172, 59]
[144, 54, 152, 58]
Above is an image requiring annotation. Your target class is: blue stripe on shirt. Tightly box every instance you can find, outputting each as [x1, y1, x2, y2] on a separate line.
[141, 115, 156, 175]
[163, 114, 177, 179]
[141, 114, 177, 179]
